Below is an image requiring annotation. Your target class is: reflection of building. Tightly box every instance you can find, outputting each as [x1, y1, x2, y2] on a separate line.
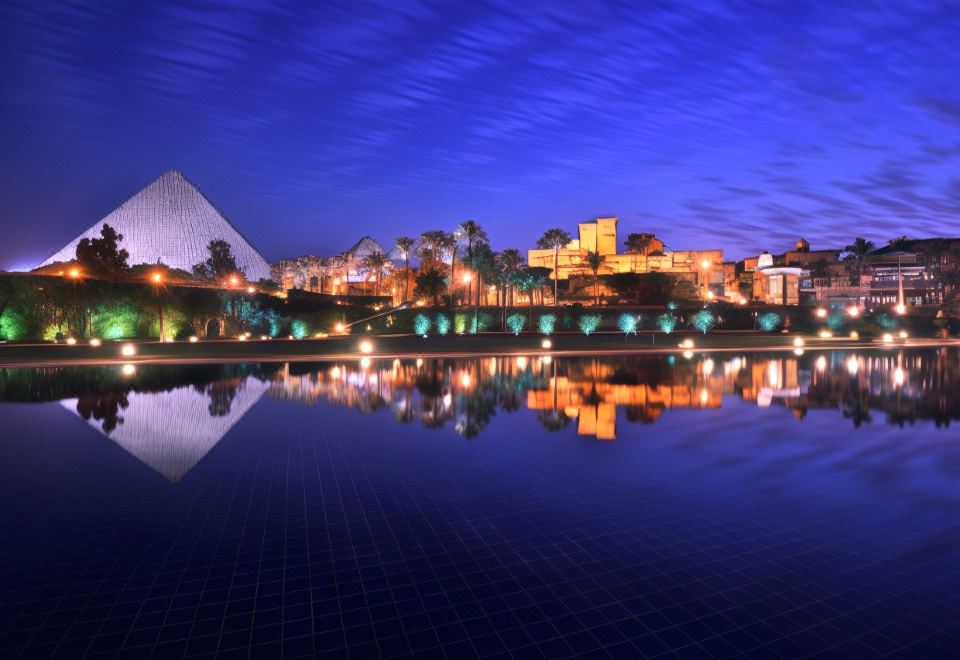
[526, 361, 722, 439]
[63, 378, 269, 481]
[526, 217, 728, 301]
[272, 236, 397, 296]
[39, 170, 271, 281]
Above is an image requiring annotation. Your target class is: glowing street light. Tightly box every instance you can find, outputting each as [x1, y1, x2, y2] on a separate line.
[793, 337, 805, 348]
[541, 339, 552, 349]
[335, 322, 346, 333]
[849, 330, 859, 339]
[189, 336, 199, 343]
[229, 275, 239, 287]
[815, 307, 827, 318]
[89, 338, 102, 347]
[899, 330, 908, 339]
[247, 286, 256, 294]
[151, 272, 162, 283]
[120, 343, 136, 357]
[67, 268, 80, 279]
[819, 330, 832, 338]
[882, 333, 894, 344]
[359, 340, 374, 354]
[847, 306, 860, 318]
[65, 337, 77, 345]
[700, 259, 710, 269]
[894, 303, 906, 315]
[462, 272, 473, 284]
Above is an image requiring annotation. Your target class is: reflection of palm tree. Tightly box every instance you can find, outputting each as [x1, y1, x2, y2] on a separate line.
[208, 382, 238, 416]
[537, 409, 570, 431]
[841, 378, 872, 428]
[456, 392, 496, 438]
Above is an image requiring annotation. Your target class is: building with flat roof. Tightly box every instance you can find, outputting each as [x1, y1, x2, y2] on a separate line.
[527, 217, 727, 301]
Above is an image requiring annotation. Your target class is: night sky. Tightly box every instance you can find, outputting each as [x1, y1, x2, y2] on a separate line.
[2, 1, 960, 271]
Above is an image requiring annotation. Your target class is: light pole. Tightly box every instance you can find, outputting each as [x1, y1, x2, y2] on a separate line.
[151, 272, 165, 342]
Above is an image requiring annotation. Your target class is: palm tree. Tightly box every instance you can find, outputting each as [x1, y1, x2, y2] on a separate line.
[458, 220, 488, 304]
[584, 251, 606, 305]
[414, 268, 447, 306]
[439, 232, 459, 306]
[362, 251, 388, 296]
[497, 248, 523, 306]
[395, 236, 415, 302]
[417, 230, 448, 267]
[844, 237, 876, 285]
[536, 228, 573, 305]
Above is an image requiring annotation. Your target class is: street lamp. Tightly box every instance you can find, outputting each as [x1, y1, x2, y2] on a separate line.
[151, 272, 165, 342]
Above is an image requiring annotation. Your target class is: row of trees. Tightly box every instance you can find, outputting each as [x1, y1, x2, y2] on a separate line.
[383, 223, 670, 309]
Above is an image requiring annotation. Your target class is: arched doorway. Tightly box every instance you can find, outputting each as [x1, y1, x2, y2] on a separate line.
[205, 317, 225, 338]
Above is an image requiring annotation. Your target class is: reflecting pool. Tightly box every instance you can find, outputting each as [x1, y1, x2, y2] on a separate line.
[1, 350, 959, 657]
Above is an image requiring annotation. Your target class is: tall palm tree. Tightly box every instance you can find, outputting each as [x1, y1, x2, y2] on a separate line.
[537, 228, 573, 305]
[844, 237, 875, 285]
[395, 236, 415, 302]
[439, 232, 459, 306]
[497, 248, 523, 307]
[458, 220, 488, 304]
[362, 251, 388, 296]
[585, 251, 606, 305]
[417, 230, 448, 267]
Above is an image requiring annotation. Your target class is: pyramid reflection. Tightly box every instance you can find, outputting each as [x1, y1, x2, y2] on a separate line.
[62, 378, 269, 481]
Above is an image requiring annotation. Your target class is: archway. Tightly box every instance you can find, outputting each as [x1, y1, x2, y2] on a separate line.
[205, 317, 225, 338]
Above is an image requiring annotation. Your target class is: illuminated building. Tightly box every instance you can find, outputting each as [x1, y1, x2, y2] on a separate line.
[526, 217, 728, 301]
[39, 170, 271, 281]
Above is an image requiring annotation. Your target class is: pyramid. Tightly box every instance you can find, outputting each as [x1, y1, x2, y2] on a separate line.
[40, 170, 271, 281]
[61, 377, 269, 482]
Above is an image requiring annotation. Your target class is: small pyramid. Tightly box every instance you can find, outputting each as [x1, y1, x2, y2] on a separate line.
[40, 170, 271, 281]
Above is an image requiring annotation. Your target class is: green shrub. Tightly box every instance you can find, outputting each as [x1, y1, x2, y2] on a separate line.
[507, 313, 526, 335]
[656, 312, 677, 333]
[538, 313, 556, 335]
[453, 313, 468, 335]
[290, 319, 309, 339]
[578, 314, 601, 335]
[434, 313, 450, 335]
[413, 313, 432, 336]
[757, 311, 782, 332]
[617, 312, 638, 335]
[691, 309, 716, 334]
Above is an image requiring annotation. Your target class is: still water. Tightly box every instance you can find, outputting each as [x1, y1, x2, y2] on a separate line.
[1, 350, 959, 658]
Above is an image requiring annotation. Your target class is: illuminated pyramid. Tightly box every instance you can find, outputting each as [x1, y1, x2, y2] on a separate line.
[61, 377, 269, 482]
[40, 170, 271, 281]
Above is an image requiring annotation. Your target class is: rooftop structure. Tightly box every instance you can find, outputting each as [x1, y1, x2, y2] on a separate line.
[527, 217, 727, 300]
[39, 170, 271, 281]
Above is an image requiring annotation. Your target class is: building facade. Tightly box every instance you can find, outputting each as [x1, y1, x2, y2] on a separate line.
[527, 217, 728, 301]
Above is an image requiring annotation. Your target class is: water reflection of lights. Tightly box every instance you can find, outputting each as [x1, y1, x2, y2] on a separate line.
[793, 348, 804, 356]
[416, 358, 423, 368]
[699, 388, 709, 404]
[516, 356, 528, 369]
[702, 358, 714, 375]
[815, 355, 827, 371]
[443, 392, 452, 408]
[542, 355, 552, 365]
[846, 356, 859, 376]
[793, 337, 804, 348]
[121, 364, 136, 376]
[682, 351, 693, 360]
[460, 372, 472, 388]
[360, 357, 371, 369]
[894, 367, 905, 387]
[330, 366, 342, 379]
[359, 340, 374, 354]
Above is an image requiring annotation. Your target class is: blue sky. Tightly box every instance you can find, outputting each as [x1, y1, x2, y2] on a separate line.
[2, 0, 960, 270]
